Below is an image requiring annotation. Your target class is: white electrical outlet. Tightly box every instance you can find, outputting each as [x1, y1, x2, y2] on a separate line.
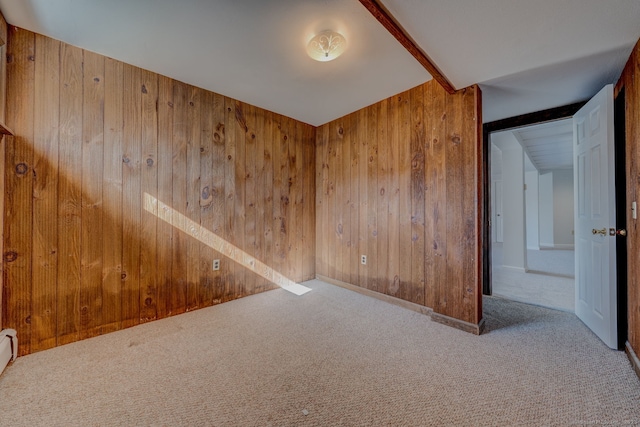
[213, 259, 221, 271]
[361, 255, 367, 265]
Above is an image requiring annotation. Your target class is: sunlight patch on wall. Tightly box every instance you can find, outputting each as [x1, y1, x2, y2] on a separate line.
[143, 193, 311, 296]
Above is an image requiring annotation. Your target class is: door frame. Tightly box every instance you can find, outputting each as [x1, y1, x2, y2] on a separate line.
[614, 87, 628, 350]
[482, 101, 586, 295]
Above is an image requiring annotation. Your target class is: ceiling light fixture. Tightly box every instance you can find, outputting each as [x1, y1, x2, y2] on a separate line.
[306, 30, 347, 62]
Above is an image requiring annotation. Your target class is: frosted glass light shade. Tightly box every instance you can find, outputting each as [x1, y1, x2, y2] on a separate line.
[306, 30, 347, 62]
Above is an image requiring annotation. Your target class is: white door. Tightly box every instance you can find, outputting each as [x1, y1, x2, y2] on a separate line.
[573, 84, 617, 349]
[494, 181, 504, 243]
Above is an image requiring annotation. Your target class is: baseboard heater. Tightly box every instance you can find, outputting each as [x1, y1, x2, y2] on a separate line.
[0, 329, 17, 376]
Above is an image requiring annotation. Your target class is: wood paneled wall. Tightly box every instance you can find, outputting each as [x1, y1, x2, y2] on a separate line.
[316, 81, 483, 328]
[2, 27, 315, 356]
[0, 13, 7, 330]
[617, 38, 640, 365]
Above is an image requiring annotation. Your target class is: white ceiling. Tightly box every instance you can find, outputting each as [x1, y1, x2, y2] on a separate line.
[513, 119, 574, 172]
[0, 0, 639, 126]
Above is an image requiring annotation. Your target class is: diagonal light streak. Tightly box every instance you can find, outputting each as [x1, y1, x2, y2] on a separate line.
[143, 193, 311, 296]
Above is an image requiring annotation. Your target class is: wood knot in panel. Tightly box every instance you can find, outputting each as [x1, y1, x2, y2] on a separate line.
[4, 251, 17, 262]
[121, 272, 127, 280]
[141, 84, 147, 94]
[338, 127, 344, 136]
[200, 186, 213, 206]
[451, 134, 461, 145]
[283, 135, 288, 141]
[28, 55, 35, 61]
[337, 223, 343, 235]
[167, 102, 174, 108]
[122, 156, 130, 164]
[189, 101, 194, 107]
[25, 315, 31, 325]
[15, 162, 28, 175]
[146, 158, 154, 167]
[144, 297, 153, 306]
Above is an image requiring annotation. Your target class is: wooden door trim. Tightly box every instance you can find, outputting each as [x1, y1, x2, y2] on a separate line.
[482, 101, 586, 295]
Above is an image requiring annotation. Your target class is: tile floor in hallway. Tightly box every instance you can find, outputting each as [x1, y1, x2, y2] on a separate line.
[491, 242, 575, 312]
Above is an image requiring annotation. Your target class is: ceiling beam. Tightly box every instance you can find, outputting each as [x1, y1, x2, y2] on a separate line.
[358, 0, 457, 94]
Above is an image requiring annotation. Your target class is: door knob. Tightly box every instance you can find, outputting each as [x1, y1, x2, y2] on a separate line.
[592, 228, 607, 235]
[616, 229, 627, 236]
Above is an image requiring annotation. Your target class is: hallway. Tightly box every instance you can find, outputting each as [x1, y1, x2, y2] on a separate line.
[492, 243, 574, 312]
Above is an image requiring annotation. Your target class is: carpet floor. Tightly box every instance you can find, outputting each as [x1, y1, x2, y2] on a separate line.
[0, 279, 639, 426]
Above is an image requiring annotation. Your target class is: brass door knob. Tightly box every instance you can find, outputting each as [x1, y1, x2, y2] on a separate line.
[617, 229, 627, 236]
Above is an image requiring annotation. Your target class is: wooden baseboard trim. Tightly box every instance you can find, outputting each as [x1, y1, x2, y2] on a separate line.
[626, 341, 640, 380]
[316, 275, 432, 316]
[431, 312, 485, 335]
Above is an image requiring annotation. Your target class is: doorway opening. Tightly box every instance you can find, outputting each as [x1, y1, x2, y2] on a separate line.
[482, 95, 629, 349]
[489, 119, 575, 312]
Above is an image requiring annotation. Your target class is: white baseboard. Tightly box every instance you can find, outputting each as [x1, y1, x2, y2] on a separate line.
[0, 329, 17, 377]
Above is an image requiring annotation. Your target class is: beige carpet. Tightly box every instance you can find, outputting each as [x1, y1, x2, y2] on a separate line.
[0, 279, 639, 426]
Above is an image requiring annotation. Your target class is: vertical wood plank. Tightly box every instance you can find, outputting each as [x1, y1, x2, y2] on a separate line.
[463, 86, 480, 322]
[349, 113, 359, 285]
[6, 28, 36, 355]
[121, 64, 142, 329]
[339, 116, 351, 283]
[186, 86, 201, 310]
[56, 41, 82, 347]
[199, 89, 215, 306]
[224, 97, 237, 301]
[410, 85, 426, 305]
[376, 99, 390, 297]
[233, 100, 246, 295]
[139, 69, 158, 322]
[156, 75, 173, 318]
[326, 122, 337, 279]
[423, 82, 435, 308]
[31, 34, 59, 351]
[398, 91, 412, 301]
[274, 115, 288, 281]
[293, 121, 304, 282]
[102, 57, 124, 333]
[0, 14, 7, 124]
[302, 124, 316, 281]
[210, 93, 226, 302]
[357, 108, 368, 288]
[171, 80, 188, 313]
[366, 105, 379, 292]
[80, 49, 105, 339]
[315, 124, 329, 277]
[431, 84, 448, 311]
[254, 107, 266, 292]
[387, 96, 400, 297]
[444, 88, 464, 319]
[262, 111, 275, 291]
[244, 103, 257, 293]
